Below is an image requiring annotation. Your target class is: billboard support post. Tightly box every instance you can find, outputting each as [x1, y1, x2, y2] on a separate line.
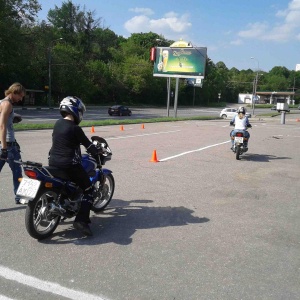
[174, 78, 179, 117]
[166, 77, 171, 117]
[193, 86, 196, 106]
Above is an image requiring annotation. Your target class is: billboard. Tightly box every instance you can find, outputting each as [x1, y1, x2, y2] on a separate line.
[153, 47, 207, 79]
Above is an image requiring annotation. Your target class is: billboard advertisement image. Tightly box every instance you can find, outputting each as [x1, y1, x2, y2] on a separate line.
[153, 47, 207, 79]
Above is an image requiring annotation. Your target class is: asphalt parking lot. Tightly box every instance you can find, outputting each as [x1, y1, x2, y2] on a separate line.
[1, 116, 300, 300]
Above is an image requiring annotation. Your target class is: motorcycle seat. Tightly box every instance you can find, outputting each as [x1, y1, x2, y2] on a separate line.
[44, 166, 71, 181]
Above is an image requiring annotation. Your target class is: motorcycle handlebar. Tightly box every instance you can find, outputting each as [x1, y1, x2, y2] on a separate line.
[229, 123, 252, 129]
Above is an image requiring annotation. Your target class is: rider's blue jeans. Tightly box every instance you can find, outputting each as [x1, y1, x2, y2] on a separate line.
[230, 130, 250, 145]
[0, 144, 22, 202]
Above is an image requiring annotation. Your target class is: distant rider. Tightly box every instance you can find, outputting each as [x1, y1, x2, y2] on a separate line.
[230, 106, 252, 151]
[48, 96, 100, 236]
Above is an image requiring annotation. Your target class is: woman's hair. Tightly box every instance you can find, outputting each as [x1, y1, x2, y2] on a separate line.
[5, 82, 26, 96]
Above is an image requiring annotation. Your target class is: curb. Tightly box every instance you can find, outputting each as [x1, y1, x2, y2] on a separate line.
[15, 107, 59, 111]
[14, 106, 105, 111]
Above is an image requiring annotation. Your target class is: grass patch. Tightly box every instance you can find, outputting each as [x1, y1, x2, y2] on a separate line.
[247, 104, 299, 109]
[14, 115, 220, 131]
[256, 113, 280, 117]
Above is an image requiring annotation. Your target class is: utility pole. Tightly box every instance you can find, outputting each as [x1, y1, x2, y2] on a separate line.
[48, 38, 63, 108]
[251, 57, 259, 116]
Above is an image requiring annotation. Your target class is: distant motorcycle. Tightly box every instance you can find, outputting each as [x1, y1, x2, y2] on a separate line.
[230, 125, 251, 160]
[16, 136, 114, 240]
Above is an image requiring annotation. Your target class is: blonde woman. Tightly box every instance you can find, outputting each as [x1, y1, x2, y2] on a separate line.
[0, 83, 26, 204]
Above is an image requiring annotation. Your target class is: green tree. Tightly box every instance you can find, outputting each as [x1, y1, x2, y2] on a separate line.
[47, 1, 82, 42]
[263, 74, 289, 91]
[2, 0, 299, 106]
[268, 66, 290, 79]
[0, 0, 40, 90]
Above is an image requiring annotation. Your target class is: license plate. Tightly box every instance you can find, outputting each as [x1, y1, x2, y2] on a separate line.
[234, 137, 244, 143]
[16, 178, 41, 199]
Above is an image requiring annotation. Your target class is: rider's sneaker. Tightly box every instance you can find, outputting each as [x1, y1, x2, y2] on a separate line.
[16, 198, 28, 204]
[73, 221, 93, 236]
[244, 147, 248, 152]
[19, 198, 28, 204]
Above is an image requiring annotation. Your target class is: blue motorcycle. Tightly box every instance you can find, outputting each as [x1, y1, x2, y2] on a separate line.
[16, 136, 114, 240]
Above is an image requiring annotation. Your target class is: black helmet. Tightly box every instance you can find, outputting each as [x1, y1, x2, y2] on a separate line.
[237, 106, 246, 114]
[59, 96, 86, 125]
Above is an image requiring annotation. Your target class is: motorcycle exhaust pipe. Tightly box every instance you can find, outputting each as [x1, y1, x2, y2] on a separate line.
[48, 203, 68, 217]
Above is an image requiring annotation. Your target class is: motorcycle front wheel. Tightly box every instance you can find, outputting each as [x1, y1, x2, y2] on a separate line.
[92, 173, 115, 212]
[25, 188, 61, 240]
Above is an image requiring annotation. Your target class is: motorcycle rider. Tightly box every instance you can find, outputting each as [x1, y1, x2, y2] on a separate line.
[230, 106, 252, 151]
[48, 96, 99, 236]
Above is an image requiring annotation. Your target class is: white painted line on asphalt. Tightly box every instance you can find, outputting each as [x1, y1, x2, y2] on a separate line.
[160, 140, 231, 161]
[0, 265, 108, 300]
[107, 130, 181, 140]
[0, 295, 14, 300]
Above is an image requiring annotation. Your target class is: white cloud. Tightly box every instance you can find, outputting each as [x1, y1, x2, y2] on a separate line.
[151, 12, 191, 33]
[124, 10, 192, 38]
[124, 15, 150, 32]
[164, 11, 178, 18]
[237, 0, 300, 42]
[238, 22, 269, 39]
[230, 39, 243, 45]
[129, 7, 154, 16]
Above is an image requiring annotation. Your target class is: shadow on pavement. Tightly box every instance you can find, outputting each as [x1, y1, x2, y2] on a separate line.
[0, 206, 26, 213]
[40, 199, 209, 245]
[243, 153, 291, 162]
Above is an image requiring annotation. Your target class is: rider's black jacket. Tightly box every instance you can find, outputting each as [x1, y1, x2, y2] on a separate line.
[49, 118, 94, 168]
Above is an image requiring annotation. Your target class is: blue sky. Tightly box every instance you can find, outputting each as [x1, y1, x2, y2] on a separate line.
[37, 0, 300, 72]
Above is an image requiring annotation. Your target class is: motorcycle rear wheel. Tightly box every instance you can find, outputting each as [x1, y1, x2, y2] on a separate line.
[92, 173, 115, 212]
[25, 188, 61, 240]
[235, 145, 241, 160]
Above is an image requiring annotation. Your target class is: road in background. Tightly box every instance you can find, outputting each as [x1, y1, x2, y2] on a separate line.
[13, 106, 290, 124]
[1, 117, 300, 299]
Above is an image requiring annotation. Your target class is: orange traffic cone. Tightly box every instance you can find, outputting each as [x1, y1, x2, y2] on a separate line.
[141, 124, 145, 129]
[120, 125, 124, 131]
[90, 126, 95, 133]
[150, 150, 159, 162]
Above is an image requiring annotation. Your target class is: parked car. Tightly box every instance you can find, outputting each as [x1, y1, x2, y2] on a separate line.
[271, 105, 290, 113]
[220, 108, 251, 119]
[108, 105, 132, 116]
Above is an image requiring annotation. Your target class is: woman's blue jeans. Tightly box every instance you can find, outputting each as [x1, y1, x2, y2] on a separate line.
[0, 144, 22, 202]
